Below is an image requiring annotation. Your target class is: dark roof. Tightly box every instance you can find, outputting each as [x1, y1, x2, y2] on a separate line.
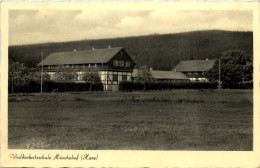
[132, 69, 189, 80]
[38, 47, 124, 66]
[173, 59, 216, 72]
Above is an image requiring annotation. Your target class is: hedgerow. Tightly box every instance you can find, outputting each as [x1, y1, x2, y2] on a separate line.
[119, 81, 218, 91]
[8, 80, 103, 93]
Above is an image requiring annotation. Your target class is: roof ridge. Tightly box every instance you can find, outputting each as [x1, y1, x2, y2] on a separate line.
[50, 47, 123, 54]
[181, 59, 215, 61]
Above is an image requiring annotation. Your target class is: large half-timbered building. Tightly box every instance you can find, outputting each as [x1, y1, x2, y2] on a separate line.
[38, 47, 136, 91]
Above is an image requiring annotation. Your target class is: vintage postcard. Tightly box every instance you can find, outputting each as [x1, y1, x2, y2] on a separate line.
[1, 1, 260, 167]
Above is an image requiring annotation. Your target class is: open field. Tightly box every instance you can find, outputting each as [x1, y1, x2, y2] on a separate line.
[8, 89, 253, 150]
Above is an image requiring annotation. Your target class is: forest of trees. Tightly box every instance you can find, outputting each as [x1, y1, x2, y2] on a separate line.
[9, 30, 252, 70]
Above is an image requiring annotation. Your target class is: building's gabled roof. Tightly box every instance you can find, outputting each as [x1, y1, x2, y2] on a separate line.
[38, 47, 124, 66]
[132, 69, 189, 80]
[173, 59, 216, 72]
[151, 70, 189, 80]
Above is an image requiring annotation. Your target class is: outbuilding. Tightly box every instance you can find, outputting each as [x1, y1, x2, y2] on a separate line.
[132, 69, 189, 82]
[172, 59, 216, 82]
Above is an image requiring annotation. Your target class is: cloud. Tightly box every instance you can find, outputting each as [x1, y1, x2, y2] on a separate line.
[9, 10, 252, 45]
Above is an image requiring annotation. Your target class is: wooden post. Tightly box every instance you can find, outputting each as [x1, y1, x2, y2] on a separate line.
[11, 77, 14, 94]
[218, 59, 222, 89]
[41, 52, 43, 93]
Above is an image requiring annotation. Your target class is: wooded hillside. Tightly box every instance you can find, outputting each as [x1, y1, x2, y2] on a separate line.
[9, 30, 253, 70]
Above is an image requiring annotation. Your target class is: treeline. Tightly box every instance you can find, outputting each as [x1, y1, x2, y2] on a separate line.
[9, 30, 253, 70]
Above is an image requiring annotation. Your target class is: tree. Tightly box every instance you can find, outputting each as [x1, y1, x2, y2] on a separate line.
[206, 49, 253, 88]
[83, 67, 101, 92]
[137, 65, 154, 90]
[8, 60, 30, 93]
[55, 65, 78, 82]
[27, 68, 50, 81]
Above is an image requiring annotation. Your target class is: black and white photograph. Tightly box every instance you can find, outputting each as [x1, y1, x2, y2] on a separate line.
[7, 9, 253, 150]
[1, 1, 260, 167]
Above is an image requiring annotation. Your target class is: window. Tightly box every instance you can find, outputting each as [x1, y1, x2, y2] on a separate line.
[113, 60, 119, 66]
[113, 74, 118, 81]
[119, 60, 125, 67]
[122, 75, 127, 81]
[48, 72, 55, 80]
[113, 60, 126, 67]
[125, 61, 130, 67]
[78, 72, 84, 81]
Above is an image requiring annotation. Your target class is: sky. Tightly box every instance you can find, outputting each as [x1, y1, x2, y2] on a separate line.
[9, 10, 252, 46]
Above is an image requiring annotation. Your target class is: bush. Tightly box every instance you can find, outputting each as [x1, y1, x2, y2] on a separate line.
[221, 81, 253, 89]
[119, 81, 218, 91]
[74, 97, 89, 101]
[8, 80, 103, 93]
[8, 80, 41, 93]
[238, 82, 253, 89]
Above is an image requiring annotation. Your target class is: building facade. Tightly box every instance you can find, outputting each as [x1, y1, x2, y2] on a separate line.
[38, 47, 136, 91]
[132, 69, 190, 82]
[172, 59, 216, 82]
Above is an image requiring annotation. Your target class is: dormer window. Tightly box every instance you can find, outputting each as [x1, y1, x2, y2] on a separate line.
[126, 61, 130, 67]
[113, 60, 126, 67]
[119, 60, 125, 67]
[113, 60, 119, 66]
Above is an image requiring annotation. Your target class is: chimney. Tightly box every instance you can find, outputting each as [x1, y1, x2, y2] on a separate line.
[73, 49, 77, 52]
[108, 45, 111, 49]
[92, 47, 95, 50]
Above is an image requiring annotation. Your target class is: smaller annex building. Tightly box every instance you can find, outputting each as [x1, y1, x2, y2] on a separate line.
[172, 59, 215, 82]
[38, 47, 136, 91]
[132, 69, 189, 82]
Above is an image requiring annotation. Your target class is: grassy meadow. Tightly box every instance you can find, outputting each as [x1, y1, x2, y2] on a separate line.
[8, 89, 253, 150]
